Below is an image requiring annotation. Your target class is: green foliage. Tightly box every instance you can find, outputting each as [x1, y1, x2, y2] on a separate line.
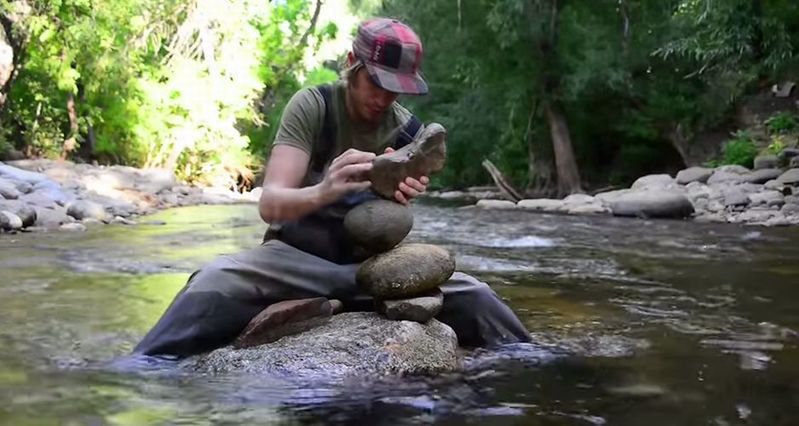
[766, 135, 788, 155]
[765, 112, 798, 134]
[721, 131, 758, 167]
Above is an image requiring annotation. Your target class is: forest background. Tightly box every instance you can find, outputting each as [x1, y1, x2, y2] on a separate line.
[1, 0, 797, 196]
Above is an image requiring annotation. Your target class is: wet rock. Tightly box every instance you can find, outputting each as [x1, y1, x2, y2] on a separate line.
[744, 168, 783, 184]
[476, 199, 516, 209]
[357, 244, 456, 299]
[234, 298, 334, 349]
[0, 210, 22, 230]
[59, 223, 87, 232]
[0, 178, 21, 199]
[676, 167, 713, 185]
[748, 191, 784, 208]
[344, 199, 413, 254]
[753, 155, 779, 170]
[631, 174, 675, 190]
[190, 312, 459, 377]
[369, 123, 446, 200]
[777, 168, 799, 185]
[609, 190, 695, 219]
[377, 289, 444, 323]
[66, 200, 109, 221]
[517, 199, 563, 212]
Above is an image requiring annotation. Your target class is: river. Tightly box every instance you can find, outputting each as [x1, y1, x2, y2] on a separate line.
[1, 202, 797, 425]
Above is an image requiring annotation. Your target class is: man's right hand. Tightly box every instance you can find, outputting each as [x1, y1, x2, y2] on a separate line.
[317, 148, 376, 204]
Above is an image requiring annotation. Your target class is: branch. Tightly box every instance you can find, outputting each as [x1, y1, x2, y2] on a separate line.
[297, 0, 322, 49]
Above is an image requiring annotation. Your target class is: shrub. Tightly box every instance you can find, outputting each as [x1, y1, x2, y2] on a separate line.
[721, 131, 757, 167]
[765, 112, 798, 134]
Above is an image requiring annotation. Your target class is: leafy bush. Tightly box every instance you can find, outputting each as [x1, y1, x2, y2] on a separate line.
[766, 135, 787, 155]
[765, 112, 798, 134]
[721, 131, 758, 167]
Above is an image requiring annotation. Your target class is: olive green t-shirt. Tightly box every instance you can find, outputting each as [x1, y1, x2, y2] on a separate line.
[272, 80, 420, 187]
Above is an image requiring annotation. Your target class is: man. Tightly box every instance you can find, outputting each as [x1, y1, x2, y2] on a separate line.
[133, 18, 531, 358]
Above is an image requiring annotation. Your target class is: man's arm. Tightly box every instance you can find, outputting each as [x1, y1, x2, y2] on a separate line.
[258, 145, 376, 223]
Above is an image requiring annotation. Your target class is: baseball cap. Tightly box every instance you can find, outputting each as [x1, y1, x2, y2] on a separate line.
[352, 18, 429, 95]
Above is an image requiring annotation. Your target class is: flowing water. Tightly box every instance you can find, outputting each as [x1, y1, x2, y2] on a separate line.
[0, 202, 797, 425]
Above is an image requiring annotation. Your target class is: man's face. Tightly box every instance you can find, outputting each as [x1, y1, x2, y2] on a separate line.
[349, 68, 399, 123]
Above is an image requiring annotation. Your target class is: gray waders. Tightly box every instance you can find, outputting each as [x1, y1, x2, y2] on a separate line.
[133, 239, 532, 358]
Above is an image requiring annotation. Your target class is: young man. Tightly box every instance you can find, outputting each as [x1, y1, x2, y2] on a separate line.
[133, 18, 531, 358]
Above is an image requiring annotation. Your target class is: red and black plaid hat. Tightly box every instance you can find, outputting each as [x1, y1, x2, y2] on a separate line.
[353, 18, 428, 95]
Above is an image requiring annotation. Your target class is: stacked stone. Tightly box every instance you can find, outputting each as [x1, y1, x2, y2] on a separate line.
[346, 123, 452, 323]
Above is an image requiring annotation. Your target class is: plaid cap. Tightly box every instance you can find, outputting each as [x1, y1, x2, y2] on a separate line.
[353, 18, 428, 95]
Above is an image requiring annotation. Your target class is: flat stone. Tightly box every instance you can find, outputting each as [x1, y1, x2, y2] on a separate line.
[517, 199, 563, 211]
[748, 191, 784, 207]
[368, 123, 446, 200]
[357, 244, 456, 299]
[777, 169, 799, 185]
[609, 190, 695, 219]
[567, 203, 609, 214]
[344, 199, 413, 254]
[631, 174, 675, 190]
[753, 155, 779, 170]
[676, 167, 713, 184]
[708, 171, 745, 185]
[764, 179, 782, 190]
[723, 188, 750, 207]
[476, 199, 516, 209]
[377, 289, 444, 323]
[744, 168, 783, 184]
[189, 312, 459, 378]
[234, 298, 334, 349]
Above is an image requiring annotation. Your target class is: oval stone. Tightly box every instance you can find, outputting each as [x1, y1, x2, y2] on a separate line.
[344, 199, 413, 254]
[357, 244, 456, 299]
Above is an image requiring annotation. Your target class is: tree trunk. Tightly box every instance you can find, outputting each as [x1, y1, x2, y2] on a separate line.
[666, 123, 691, 167]
[0, 2, 31, 112]
[544, 101, 582, 195]
[61, 92, 79, 159]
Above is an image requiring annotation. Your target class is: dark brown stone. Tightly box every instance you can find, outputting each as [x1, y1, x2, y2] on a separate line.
[376, 289, 444, 323]
[344, 199, 413, 254]
[368, 123, 447, 200]
[234, 297, 333, 349]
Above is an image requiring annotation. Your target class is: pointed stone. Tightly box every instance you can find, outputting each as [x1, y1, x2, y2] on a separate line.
[234, 298, 334, 349]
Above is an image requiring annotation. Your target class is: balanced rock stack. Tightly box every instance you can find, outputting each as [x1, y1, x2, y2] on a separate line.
[346, 123, 453, 323]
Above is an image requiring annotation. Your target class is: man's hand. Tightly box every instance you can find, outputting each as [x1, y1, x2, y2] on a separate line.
[384, 147, 429, 205]
[318, 148, 376, 204]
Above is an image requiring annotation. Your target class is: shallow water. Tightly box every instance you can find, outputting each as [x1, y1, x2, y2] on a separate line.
[1, 203, 797, 425]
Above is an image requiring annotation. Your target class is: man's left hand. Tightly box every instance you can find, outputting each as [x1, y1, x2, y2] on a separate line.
[384, 147, 429, 205]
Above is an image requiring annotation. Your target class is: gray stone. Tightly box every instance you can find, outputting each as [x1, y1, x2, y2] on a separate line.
[0, 210, 23, 230]
[744, 168, 783, 184]
[748, 191, 784, 208]
[686, 182, 712, 200]
[694, 213, 727, 224]
[369, 123, 446, 200]
[0, 164, 49, 185]
[594, 189, 632, 203]
[676, 167, 713, 184]
[738, 208, 779, 223]
[476, 199, 516, 209]
[111, 216, 137, 225]
[567, 203, 609, 215]
[777, 169, 799, 185]
[377, 289, 444, 323]
[344, 199, 413, 254]
[188, 312, 459, 378]
[708, 171, 745, 185]
[34, 206, 69, 228]
[357, 244, 456, 299]
[66, 200, 109, 221]
[706, 200, 725, 213]
[764, 215, 792, 227]
[0, 178, 20, 199]
[59, 223, 87, 232]
[12, 204, 36, 228]
[562, 193, 595, 204]
[723, 188, 750, 207]
[785, 195, 799, 204]
[781, 203, 799, 214]
[4, 178, 32, 194]
[517, 199, 563, 211]
[780, 148, 799, 160]
[609, 190, 695, 219]
[764, 179, 782, 190]
[135, 168, 178, 195]
[791, 157, 799, 169]
[753, 155, 779, 170]
[234, 298, 334, 349]
[631, 174, 675, 190]
[716, 165, 750, 174]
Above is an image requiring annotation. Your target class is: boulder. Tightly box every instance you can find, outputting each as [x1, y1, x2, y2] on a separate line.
[764, 179, 782, 190]
[609, 190, 695, 219]
[676, 167, 713, 185]
[0, 210, 22, 230]
[377, 289, 444, 323]
[234, 298, 335, 349]
[189, 312, 459, 377]
[744, 168, 783, 184]
[777, 169, 799, 185]
[594, 189, 632, 203]
[517, 199, 563, 212]
[723, 187, 750, 207]
[357, 244, 456, 299]
[344, 199, 413, 254]
[476, 199, 516, 209]
[708, 171, 745, 185]
[66, 200, 109, 221]
[753, 155, 779, 170]
[369, 123, 447, 200]
[631, 174, 675, 190]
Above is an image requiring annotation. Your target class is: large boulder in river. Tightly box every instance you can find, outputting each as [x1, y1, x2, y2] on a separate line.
[609, 190, 695, 219]
[344, 199, 413, 254]
[357, 243, 456, 299]
[368, 123, 447, 200]
[188, 312, 459, 378]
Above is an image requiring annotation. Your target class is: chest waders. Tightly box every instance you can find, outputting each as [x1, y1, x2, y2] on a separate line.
[132, 85, 531, 359]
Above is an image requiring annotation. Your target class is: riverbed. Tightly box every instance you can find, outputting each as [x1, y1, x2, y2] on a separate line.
[1, 202, 797, 425]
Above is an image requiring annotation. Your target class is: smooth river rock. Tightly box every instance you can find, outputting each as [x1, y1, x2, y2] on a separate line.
[376, 289, 444, 323]
[189, 312, 460, 378]
[609, 190, 695, 219]
[357, 243, 456, 299]
[344, 199, 413, 254]
[234, 298, 335, 349]
[368, 123, 447, 200]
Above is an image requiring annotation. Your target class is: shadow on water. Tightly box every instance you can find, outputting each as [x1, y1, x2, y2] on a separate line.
[1, 203, 798, 424]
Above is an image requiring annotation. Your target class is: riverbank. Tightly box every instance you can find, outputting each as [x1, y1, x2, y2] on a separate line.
[0, 159, 258, 232]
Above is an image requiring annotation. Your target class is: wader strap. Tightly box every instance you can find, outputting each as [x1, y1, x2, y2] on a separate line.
[311, 84, 336, 173]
